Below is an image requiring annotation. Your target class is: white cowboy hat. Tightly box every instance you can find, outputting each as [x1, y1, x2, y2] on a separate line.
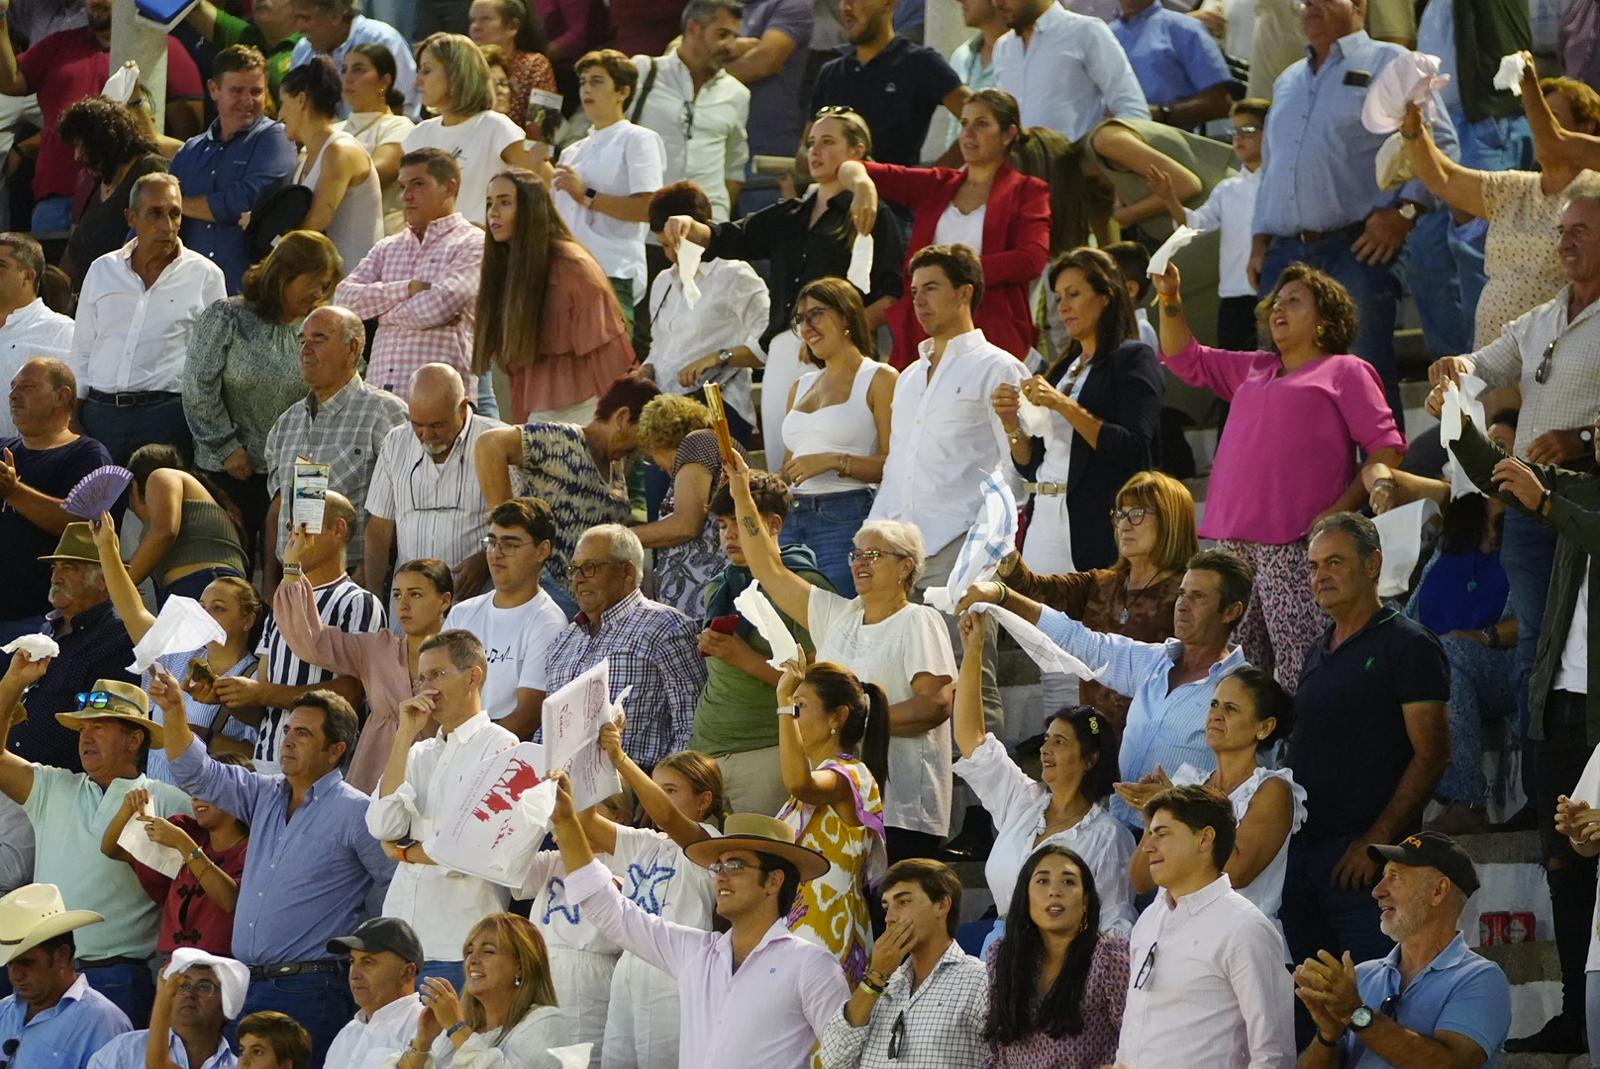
[0, 884, 103, 965]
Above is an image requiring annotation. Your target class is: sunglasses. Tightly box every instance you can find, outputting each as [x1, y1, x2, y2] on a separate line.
[1, 1037, 17, 1069]
[1134, 942, 1158, 989]
[846, 548, 906, 564]
[1535, 338, 1556, 385]
[75, 691, 143, 716]
[814, 105, 857, 119]
[707, 857, 761, 876]
[887, 1010, 907, 1059]
[1234, 124, 1262, 135]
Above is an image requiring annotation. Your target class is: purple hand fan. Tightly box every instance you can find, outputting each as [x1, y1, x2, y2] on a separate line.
[64, 465, 133, 519]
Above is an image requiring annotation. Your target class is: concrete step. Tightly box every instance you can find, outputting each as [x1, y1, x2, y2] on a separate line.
[1479, 939, 1559, 986]
[1505, 1055, 1587, 1069]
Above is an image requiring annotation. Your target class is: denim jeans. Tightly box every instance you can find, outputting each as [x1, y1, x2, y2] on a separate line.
[419, 960, 466, 990]
[474, 370, 500, 420]
[157, 565, 245, 608]
[30, 196, 72, 232]
[1503, 510, 1558, 748]
[243, 972, 355, 1069]
[81, 959, 155, 1029]
[1400, 207, 1472, 358]
[80, 394, 192, 468]
[779, 488, 873, 596]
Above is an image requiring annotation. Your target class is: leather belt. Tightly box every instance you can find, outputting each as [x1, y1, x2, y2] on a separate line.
[1291, 223, 1364, 245]
[87, 388, 180, 407]
[1025, 481, 1068, 496]
[79, 955, 149, 969]
[248, 960, 345, 981]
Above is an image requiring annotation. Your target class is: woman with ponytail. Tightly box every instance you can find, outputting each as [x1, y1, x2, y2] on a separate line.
[773, 655, 889, 983]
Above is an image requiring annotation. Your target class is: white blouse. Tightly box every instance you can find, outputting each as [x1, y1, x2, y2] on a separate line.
[385, 1006, 572, 1068]
[952, 733, 1137, 934]
[932, 199, 986, 255]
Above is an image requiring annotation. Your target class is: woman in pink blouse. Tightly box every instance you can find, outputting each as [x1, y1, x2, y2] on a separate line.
[984, 844, 1128, 1068]
[1151, 262, 1405, 691]
[273, 539, 454, 792]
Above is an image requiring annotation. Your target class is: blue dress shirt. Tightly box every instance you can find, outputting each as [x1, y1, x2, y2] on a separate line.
[168, 115, 297, 294]
[171, 738, 396, 966]
[1343, 933, 1511, 1067]
[0, 975, 131, 1069]
[1253, 31, 1460, 236]
[1038, 606, 1248, 827]
[289, 15, 420, 117]
[87, 1029, 238, 1069]
[1112, 2, 1234, 106]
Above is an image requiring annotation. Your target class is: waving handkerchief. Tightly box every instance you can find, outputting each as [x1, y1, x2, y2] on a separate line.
[924, 470, 1018, 613]
[847, 232, 874, 292]
[1147, 225, 1200, 277]
[64, 465, 132, 519]
[129, 596, 227, 673]
[1015, 392, 1051, 437]
[734, 581, 801, 668]
[103, 61, 140, 104]
[1494, 52, 1528, 95]
[117, 794, 184, 878]
[677, 239, 705, 308]
[1439, 374, 1488, 499]
[970, 601, 1102, 679]
[1, 634, 59, 660]
[1361, 51, 1449, 133]
[1372, 497, 1439, 597]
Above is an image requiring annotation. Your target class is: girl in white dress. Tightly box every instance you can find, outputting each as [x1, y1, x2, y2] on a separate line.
[280, 57, 383, 268]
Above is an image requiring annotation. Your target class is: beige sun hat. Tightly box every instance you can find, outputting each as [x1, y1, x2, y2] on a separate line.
[683, 813, 831, 882]
[0, 884, 103, 965]
[54, 678, 164, 747]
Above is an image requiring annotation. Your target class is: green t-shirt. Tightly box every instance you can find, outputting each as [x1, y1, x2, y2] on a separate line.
[212, 10, 301, 98]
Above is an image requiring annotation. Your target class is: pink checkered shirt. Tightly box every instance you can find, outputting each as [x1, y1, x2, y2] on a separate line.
[332, 211, 485, 400]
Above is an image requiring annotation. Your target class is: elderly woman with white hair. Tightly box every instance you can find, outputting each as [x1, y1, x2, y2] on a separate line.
[725, 452, 956, 860]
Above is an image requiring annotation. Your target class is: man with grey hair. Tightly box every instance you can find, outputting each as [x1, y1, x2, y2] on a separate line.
[69, 170, 225, 466]
[1281, 511, 1449, 1000]
[287, 0, 417, 116]
[363, 363, 500, 600]
[535, 523, 705, 771]
[0, 234, 72, 439]
[263, 305, 407, 593]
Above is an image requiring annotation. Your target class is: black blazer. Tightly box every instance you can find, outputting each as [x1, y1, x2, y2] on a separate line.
[1017, 339, 1164, 569]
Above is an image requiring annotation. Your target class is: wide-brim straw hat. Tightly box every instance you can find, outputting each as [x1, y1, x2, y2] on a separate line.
[0, 884, 103, 965]
[37, 522, 98, 564]
[684, 813, 830, 883]
[55, 678, 164, 747]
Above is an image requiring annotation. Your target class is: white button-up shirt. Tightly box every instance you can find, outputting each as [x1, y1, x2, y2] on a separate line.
[365, 711, 518, 960]
[324, 992, 421, 1069]
[70, 240, 226, 396]
[1117, 874, 1296, 1069]
[565, 858, 849, 1069]
[365, 412, 501, 569]
[869, 328, 1025, 559]
[630, 50, 750, 222]
[552, 120, 667, 297]
[1185, 166, 1261, 300]
[644, 257, 768, 426]
[0, 296, 73, 436]
[994, 2, 1150, 141]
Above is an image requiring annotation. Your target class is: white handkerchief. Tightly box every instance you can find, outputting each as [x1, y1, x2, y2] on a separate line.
[103, 61, 140, 105]
[1360, 51, 1449, 133]
[1147, 225, 1200, 278]
[677, 240, 705, 308]
[117, 796, 185, 878]
[163, 949, 250, 1019]
[1494, 53, 1528, 95]
[1, 634, 59, 660]
[923, 472, 1018, 613]
[969, 602, 1102, 680]
[847, 233, 874, 292]
[733, 582, 801, 669]
[1439, 373, 1488, 499]
[1372, 498, 1439, 597]
[1015, 394, 1051, 437]
[129, 596, 226, 674]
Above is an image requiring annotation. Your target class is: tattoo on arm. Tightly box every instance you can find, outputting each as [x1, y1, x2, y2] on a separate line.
[742, 517, 759, 537]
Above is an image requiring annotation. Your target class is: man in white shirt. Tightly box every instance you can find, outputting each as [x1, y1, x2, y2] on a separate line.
[363, 363, 501, 600]
[443, 498, 567, 738]
[324, 915, 426, 1069]
[869, 243, 1024, 725]
[630, 0, 751, 223]
[70, 172, 226, 465]
[0, 233, 71, 439]
[550, 788, 848, 1069]
[1119, 784, 1295, 1069]
[991, 0, 1149, 140]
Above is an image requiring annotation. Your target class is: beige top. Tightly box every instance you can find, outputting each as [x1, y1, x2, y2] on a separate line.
[1478, 169, 1583, 347]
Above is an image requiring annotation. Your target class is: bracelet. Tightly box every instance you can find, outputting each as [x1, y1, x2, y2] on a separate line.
[1481, 627, 1499, 650]
[995, 582, 1009, 606]
[840, 454, 851, 479]
[445, 1021, 469, 1039]
[1539, 488, 1553, 512]
[1006, 427, 1027, 445]
[282, 564, 303, 576]
[408, 1040, 431, 1054]
[1314, 1031, 1341, 1047]
[188, 847, 205, 863]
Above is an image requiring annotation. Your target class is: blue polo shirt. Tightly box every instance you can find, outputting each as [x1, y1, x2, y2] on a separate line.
[0, 974, 131, 1068]
[1342, 932, 1511, 1067]
[168, 115, 297, 294]
[1111, 2, 1233, 107]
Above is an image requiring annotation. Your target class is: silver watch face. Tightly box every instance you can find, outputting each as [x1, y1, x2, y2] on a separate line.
[1351, 1006, 1374, 1029]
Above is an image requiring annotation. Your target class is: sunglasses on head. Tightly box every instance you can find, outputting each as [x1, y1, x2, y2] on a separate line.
[75, 691, 142, 715]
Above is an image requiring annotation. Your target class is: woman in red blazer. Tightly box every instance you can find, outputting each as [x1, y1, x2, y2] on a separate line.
[838, 88, 1052, 370]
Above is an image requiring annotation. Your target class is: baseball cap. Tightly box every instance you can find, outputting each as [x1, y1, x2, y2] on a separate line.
[327, 917, 425, 967]
[1366, 831, 1480, 896]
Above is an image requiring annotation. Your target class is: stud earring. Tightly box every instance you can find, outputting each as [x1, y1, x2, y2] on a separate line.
[514, 975, 523, 987]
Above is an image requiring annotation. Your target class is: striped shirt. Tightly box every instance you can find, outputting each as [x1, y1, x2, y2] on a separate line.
[365, 412, 501, 569]
[252, 575, 386, 774]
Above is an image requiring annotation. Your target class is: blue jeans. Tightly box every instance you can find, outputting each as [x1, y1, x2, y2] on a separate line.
[780, 488, 874, 595]
[1503, 509, 1558, 747]
[79, 393, 192, 468]
[1586, 971, 1600, 1055]
[419, 960, 466, 990]
[157, 565, 245, 608]
[1434, 634, 1517, 806]
[1260, 233, 1402, 419]
[1400, 207, 1472, 358]
[81, 959, 155, 1029]
[243, 972, 354, 1069]
[30, 196, 72, 232]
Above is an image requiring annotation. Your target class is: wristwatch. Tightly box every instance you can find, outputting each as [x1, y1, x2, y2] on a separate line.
[776, 704, 799, 718]
[1350, 1006, 1376, 1031]
[584, 187, 599, 207]
[1581, 428, 1594, 445]
[716, 348, 734, 366]
[1396, 202, 1419, 222]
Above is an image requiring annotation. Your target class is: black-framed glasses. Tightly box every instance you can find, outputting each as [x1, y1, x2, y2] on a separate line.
[1535, 338, 1556, 385]
[1379, 991, 1402, 1018]
[76, 691, 142, 715]
[814, 105, 856, 118]
[2, 1036, 19, 1069]
[482, 535, 531, 554]
[887, 1010, 907, 1059]
[846, 548, 906, 564]
[566, 559, 622, 581]
[1110, 507, 1151, 527]
[1134, 942, 1158, 989]
[682, 100, 695, 141]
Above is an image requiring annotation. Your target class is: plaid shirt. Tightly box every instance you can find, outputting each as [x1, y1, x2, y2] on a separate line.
[1463, 284, 1600, 455]
[541, 588, 705, 771]
[332, 211, 484, 399]
[264, 373, 408, 570]
[818, 940, 989, 1069]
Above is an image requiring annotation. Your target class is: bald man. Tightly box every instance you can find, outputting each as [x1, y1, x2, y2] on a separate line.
[362, 363, 502, 600]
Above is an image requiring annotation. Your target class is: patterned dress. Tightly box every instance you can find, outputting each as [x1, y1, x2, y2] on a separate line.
[654, 428, 744, 622]
[779, 756, 887, 984]
[514, 421, 634, 603]
[983, 933, 1129, 1069]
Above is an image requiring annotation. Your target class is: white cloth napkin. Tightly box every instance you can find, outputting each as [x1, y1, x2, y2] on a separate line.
[117, 795, 185, 879]
[923, 471, 1018, 613]
[1494, 53, 1528, 95]
[847, 233, 874, 292]
[677, 240, 705, 308]
[163, 949, 251, 1019]
[1372, 498, 1440, 597]
[1361, 51, 1450, 133]
[1, 634, 59, 660]
[1147, 225, 1200, 277]
[969, 602, 1102, 679]
[128, 596, 226, 674]
[733, 582, 801, 669]
[103, 61, 140, 104]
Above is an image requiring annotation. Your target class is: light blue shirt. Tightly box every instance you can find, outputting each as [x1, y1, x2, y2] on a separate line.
[1037, 606, 1248, 826]
[1344, 933, 1511, 1068]
[0, 975, 131, 1069]
[171, 738, 396, 965]
[288, 15, 419, 117]
[993, 1, 1150, 141]
[1112, 2, 1234, 106]
[1253, 31, 1460, 237]
[88, 1028, 237, 1069]
[949, 33, 996, 90]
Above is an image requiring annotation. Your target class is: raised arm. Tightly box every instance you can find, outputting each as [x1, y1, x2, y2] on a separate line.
[146, 971, 187, 1069]
[91, 512, 159, 644]
[725, 450, 814, 625]
[1400, 103, 1486, 218]
[775, 656, 854, 805]
[952, 613, 989, 759]
[0, 654, 44, 804]
[599, 718, 710, 850]
[474, 426, 523, 508]
[99, 786, 145, 864]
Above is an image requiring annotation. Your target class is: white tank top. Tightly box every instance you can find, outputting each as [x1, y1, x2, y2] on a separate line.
[781, 358, 882, 495]
[295, 131, 384, 269]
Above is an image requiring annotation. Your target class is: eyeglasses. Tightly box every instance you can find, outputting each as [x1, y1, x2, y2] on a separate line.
[567, 560, 621, 581]
[178, 980, 220, 996]
[1109, 507, 1151, 527]
[682, 100, 695, 141]
[1379, 991, 1402, 1018]
[75, 691, 143, 715]
[482, 535, 531, 554]
[1535, 338, 1556, 385]
[846, 548, 907, 564]
[887, 1011, 907, 1059]
[407, 445, 469, 515]
[416, 667, 463, 687]
[789, 307, 832, 331]
[1134, 942, 1158, 989]
[2, 1037, 18, 1069]
[814, 105, 857, 119]
[707, 857, 760, 876]
[1234, 124, 1262, 135]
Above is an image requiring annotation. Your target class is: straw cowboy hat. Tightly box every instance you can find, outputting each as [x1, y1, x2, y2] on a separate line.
[684, 813, 830, 883]
[55, 678, 165, 748]
[0, 884, 103, 965]
[37, 522, 99, 564]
